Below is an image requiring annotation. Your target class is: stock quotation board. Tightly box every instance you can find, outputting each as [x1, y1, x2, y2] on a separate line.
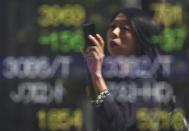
[0, 0, 189, 131]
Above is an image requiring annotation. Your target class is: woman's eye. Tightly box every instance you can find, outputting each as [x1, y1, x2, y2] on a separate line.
[123, 25, 131, 31]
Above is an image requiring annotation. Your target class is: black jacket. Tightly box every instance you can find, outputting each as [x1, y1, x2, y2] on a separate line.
[93, 87, 188, 131]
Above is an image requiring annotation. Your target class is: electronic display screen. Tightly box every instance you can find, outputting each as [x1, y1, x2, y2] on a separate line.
[0, 0, 188, 131]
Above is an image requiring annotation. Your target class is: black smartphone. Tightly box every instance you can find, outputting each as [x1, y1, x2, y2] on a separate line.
[83, 23, 96, 49]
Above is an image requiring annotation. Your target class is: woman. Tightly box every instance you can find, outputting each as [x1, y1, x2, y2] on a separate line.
[84, 8, 187, 131]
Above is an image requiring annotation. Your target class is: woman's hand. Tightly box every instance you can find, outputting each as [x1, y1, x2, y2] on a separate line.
[84, 34, 105, 79]
[84, 34, 107, 94]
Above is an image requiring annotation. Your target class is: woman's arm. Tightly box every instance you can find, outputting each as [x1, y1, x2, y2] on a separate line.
[84, 34, 127, 130]
[85, 34, 107, 94]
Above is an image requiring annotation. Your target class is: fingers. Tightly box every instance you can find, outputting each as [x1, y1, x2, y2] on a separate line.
[86, 46, 104, 59]
[83, 34, 104, 76]
[88, 34, 104, 52]
[96, 34, 105, 49]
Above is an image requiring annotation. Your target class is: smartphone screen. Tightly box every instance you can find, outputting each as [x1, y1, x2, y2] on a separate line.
[83, 23, 96, 49]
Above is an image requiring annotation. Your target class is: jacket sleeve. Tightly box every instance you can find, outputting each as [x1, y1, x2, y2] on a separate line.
[93, 93, 131, 131]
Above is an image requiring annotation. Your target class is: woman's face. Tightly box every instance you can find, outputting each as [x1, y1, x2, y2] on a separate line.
[107, 13, 138, 56]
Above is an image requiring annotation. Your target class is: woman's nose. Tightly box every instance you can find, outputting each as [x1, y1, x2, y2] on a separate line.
[112, 27, 120, 38]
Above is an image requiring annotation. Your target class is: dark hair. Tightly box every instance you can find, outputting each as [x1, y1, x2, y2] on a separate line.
[111, 8, 161, 56]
